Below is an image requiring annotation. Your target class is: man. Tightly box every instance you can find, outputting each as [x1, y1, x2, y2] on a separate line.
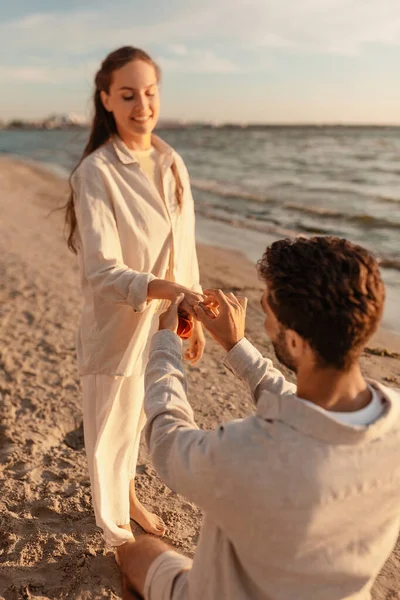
[117, 236, 400, 600]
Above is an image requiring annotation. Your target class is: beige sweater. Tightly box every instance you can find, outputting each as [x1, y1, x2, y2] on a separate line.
[144, 331, 400, 600]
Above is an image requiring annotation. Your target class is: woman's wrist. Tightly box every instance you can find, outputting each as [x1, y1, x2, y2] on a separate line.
[147, 279, 179, 301]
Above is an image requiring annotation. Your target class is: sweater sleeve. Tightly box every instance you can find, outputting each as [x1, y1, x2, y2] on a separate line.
[144, 330, 228, 511]
[223, 338, 296, 404]
[72, 162, 157, 312]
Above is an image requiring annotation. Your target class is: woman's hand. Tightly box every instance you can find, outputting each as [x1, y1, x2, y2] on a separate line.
[184, 320, 205, 366]
[148, 280, 204, 317]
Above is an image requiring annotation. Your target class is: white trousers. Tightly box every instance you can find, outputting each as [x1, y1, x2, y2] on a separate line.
[82, 373, 146, 546]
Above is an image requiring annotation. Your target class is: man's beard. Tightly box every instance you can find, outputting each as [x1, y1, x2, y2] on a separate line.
[272, 327, 297, 373]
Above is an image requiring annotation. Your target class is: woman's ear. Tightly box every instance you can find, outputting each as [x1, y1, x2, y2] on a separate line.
[100, 90, 111, 112]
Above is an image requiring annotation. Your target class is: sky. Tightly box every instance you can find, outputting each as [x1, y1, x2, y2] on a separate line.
[1, 0, 400, 124]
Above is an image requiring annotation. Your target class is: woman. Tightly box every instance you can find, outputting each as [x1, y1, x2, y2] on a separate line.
[65, 46, 205, 547]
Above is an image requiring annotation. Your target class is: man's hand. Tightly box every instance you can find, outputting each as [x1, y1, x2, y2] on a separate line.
[158, 293, 184, 334]
[184, 320, 206, 365]
[194, 289, 247, 352]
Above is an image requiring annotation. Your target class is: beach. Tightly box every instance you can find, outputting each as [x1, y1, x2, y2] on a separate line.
[1, 157, 400, 599]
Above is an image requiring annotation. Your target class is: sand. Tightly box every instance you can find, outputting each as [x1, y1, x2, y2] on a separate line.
[0, 157, 399, 599]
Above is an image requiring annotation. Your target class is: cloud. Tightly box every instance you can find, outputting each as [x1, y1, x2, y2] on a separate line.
[186, 0, 400, 55]
[0, 6, 239, 77]
[0, 66, 51, 83]
[167, 44, 188, 56]
[0, 7, 215, 56]
[0, 0, 399, 77]
[159, 49, 239, 73]
[0, 53, 238, 83]
[13, 12, 55, 30]
[0, 62, 98, 84]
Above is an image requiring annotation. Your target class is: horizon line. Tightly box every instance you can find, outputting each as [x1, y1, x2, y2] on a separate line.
[2, 117, 400, 128]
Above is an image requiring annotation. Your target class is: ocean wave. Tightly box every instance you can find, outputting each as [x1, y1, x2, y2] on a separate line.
[192, 177, 400, 233]
[379, 258, 400, 271]
[191, 179, 271, 204]
[192, 178, 367, 201]
[377, 195, 400, 204]
[286, 203, 400, 230]
[195, 206, 298, 238]
[285, 203, 343, 218]
[192, 177, 400, 208]
[295, 184, 367, 196]
[196, 206, 400, 272]
[369, 166, 400, 176]
[351, 214, 400, 230]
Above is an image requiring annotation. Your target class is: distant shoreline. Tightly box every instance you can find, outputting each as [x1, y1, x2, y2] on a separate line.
[2, 122, 400, 131]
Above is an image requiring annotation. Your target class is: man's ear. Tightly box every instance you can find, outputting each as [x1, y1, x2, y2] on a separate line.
[100, 90, 112, 112]
[286, 329, 306, 359]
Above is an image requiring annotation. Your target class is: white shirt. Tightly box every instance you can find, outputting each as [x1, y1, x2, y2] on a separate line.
[300, 385, 384, 426]
[71, 134, 201, 376]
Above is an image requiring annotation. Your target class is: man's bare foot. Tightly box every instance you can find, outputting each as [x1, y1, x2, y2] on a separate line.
[129, 497, 166, 536]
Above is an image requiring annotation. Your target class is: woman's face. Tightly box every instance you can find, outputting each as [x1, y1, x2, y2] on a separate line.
[101, 59, 160, 140]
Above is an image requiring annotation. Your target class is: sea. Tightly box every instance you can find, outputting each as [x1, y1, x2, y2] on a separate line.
[1, 126, 399, 333]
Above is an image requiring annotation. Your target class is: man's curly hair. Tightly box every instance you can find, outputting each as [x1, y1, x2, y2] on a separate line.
[257, 236, 385, 370]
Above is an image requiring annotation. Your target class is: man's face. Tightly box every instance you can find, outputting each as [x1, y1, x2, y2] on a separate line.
[260, 289, 298, 373]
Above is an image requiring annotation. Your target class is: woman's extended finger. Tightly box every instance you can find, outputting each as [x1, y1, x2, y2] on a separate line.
[188, 291, 205, 303]
[198, 302, 217, 319]
[179, 296, 204, 318]
[203, 289, 229, 306]
[172, 293, 185, 306]
[194, 303, 216, 324]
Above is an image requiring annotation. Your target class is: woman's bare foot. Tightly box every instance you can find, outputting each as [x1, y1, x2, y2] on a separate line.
[129, 481, 165, 536]
[130, 497, 166, 536]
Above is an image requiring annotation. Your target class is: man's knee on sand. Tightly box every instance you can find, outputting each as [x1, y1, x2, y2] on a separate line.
[117, 537, 192, 600]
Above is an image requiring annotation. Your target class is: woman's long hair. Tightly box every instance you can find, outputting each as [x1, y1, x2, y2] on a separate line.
[65, 46, 183, 253]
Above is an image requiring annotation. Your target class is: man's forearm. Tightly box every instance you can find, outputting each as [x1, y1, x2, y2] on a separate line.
[224, 338, 296, 403]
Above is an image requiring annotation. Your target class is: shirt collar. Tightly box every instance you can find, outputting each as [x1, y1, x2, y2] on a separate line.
[111, 133, 175, 166]
[256, 380, 400, 444]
